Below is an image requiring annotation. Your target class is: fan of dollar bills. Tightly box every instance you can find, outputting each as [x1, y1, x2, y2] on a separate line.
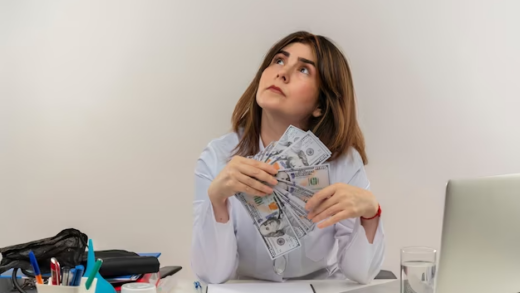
[236, 125, 332, 260]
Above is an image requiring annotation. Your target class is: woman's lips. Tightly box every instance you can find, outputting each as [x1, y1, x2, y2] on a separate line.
[267, 85, 285, 96]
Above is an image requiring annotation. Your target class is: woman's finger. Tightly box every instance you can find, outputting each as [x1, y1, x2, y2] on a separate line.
[236, 172, 273, 195]
[242, 158, 278, 176]
[317, 210, 353, 229]
[305, 184, 337, 211]
[307, 195, 339, 220]
[311, 203, 344, 223]
[237, 163, 278, 186]
[233, 179, 268, 197]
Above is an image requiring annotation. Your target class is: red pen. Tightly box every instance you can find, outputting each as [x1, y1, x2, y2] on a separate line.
[50, 258, 61, 285]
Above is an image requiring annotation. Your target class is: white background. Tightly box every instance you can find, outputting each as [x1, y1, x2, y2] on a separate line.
[1, 0, 519, 279]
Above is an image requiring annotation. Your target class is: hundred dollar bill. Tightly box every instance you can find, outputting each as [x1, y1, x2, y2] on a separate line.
[273, 189, 315, 232]
[285, 207, 308, 239]
[265, 125, 306, 163]
[276, 179, 316, 204]
[261, 141, 276, 162]
[273, 195, 306, 239]
[236, 192, 301, 259]
[307, 131, 331, 155]
[270, 133, 331, 170]
[236, 192, 280, 223]
[276, 164, 331, 191]
[254, 143, 269, 161]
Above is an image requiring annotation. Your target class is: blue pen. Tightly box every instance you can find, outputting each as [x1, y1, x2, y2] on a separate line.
[73, 265, 84, 286]
[194, 281, 202, 293]
[68, 268, 76, 286]
[28, 251, 43, 285]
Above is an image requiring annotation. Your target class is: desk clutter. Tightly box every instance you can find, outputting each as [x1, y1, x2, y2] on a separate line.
[0, 229, 177, 293]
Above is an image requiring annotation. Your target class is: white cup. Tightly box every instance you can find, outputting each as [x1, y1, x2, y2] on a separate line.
[121, 283, 157, 293]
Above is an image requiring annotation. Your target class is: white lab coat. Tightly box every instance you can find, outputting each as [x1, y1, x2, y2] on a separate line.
[191, 132, 385, 284]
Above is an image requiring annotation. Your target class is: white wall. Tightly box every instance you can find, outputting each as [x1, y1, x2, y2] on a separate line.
[1, 0, 519, 279]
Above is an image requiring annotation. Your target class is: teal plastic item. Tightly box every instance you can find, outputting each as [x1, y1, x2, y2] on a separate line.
[85, 239, 116, 293]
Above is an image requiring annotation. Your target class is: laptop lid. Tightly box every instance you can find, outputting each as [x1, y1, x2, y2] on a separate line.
[436, 174, 520, 293]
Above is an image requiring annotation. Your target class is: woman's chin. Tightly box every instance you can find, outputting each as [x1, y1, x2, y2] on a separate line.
[257, 99, 283, 110]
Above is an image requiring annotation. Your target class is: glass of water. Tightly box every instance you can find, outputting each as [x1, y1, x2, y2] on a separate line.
[401, 247, 437, 293]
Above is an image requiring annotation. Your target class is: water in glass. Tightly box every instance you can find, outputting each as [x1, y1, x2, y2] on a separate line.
[401, 260, 436, 293]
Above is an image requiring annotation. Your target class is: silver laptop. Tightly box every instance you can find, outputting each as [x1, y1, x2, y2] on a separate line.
[435, 173, 520, 293]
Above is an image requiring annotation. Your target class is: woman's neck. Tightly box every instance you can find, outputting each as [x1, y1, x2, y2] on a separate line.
[260, 111, 306, 147]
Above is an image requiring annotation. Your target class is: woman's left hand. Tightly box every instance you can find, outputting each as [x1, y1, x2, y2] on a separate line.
[306, 183, 379, 229]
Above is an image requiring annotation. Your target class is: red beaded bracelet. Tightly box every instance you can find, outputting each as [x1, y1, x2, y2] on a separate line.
[361, 205, 381, 220]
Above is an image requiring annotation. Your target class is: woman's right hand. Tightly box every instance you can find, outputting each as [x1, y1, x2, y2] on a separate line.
[208, 156, 278, 205]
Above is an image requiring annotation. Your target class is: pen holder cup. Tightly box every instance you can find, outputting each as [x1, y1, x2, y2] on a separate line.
[36, 278, 97, 293]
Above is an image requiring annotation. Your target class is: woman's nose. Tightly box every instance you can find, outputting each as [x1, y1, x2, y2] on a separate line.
[276, 68, 290, 83]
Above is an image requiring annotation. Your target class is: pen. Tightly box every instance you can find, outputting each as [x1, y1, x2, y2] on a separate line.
[50, 258, 61, 286]
[68, 268, 77, 286]
[85, 259, 102, 290]
[28, 251, 43, 285]
[194, 281, 202, 293]
[62, 267, 70, 286]
[73, 265, 84, 286]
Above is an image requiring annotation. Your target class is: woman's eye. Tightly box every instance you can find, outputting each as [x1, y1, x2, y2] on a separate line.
[300, 67, 309, 75]
[275, 58, 284, 65]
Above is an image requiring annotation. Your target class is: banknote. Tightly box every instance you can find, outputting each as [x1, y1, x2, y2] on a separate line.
[307, 131, 331, 155]
[273, 188, 315, 231]
[276, 179, 316, 203]
[256, 209, 302, 259]
[255, 143, 269, 161]
[275, 188, 310, 219]
[236, 192, 301, 259]
[261, 141, 276, 162]
[265, 125, 306, 163]
[276, 164, 331, 191]
[236, 192, 280, 224]
[285, 207, 308, 239]
[269, 133, 331, 170]
[273, 195, 306, 239]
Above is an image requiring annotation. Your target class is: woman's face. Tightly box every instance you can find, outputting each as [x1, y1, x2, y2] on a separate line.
[256, 42, 321, 124]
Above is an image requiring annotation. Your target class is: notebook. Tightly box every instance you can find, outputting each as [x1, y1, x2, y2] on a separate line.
[207, 283, 315, 293]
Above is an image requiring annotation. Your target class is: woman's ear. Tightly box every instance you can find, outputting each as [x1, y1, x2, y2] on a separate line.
[312, 107, 322, 118]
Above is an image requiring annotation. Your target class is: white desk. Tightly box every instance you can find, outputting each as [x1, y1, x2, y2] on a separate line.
[168, 279, 398, 293]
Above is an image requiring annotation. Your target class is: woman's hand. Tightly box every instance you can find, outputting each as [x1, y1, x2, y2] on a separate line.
[305, 183, 379, 229]
[208, 156, 278, 205]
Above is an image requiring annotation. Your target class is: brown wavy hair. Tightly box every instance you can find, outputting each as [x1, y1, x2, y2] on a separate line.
[231, 31, 367, 164]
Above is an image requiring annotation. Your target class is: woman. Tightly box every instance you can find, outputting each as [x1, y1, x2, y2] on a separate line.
[191, 31, 384, 284]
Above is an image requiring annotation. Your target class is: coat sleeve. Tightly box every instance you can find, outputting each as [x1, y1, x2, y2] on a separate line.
[190, 146, 238, 284]
[335, 151, 385, 284]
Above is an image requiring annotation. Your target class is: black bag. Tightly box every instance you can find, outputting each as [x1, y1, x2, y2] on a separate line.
[80, 250, 160, 278]
[0, 228, 88, 275]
